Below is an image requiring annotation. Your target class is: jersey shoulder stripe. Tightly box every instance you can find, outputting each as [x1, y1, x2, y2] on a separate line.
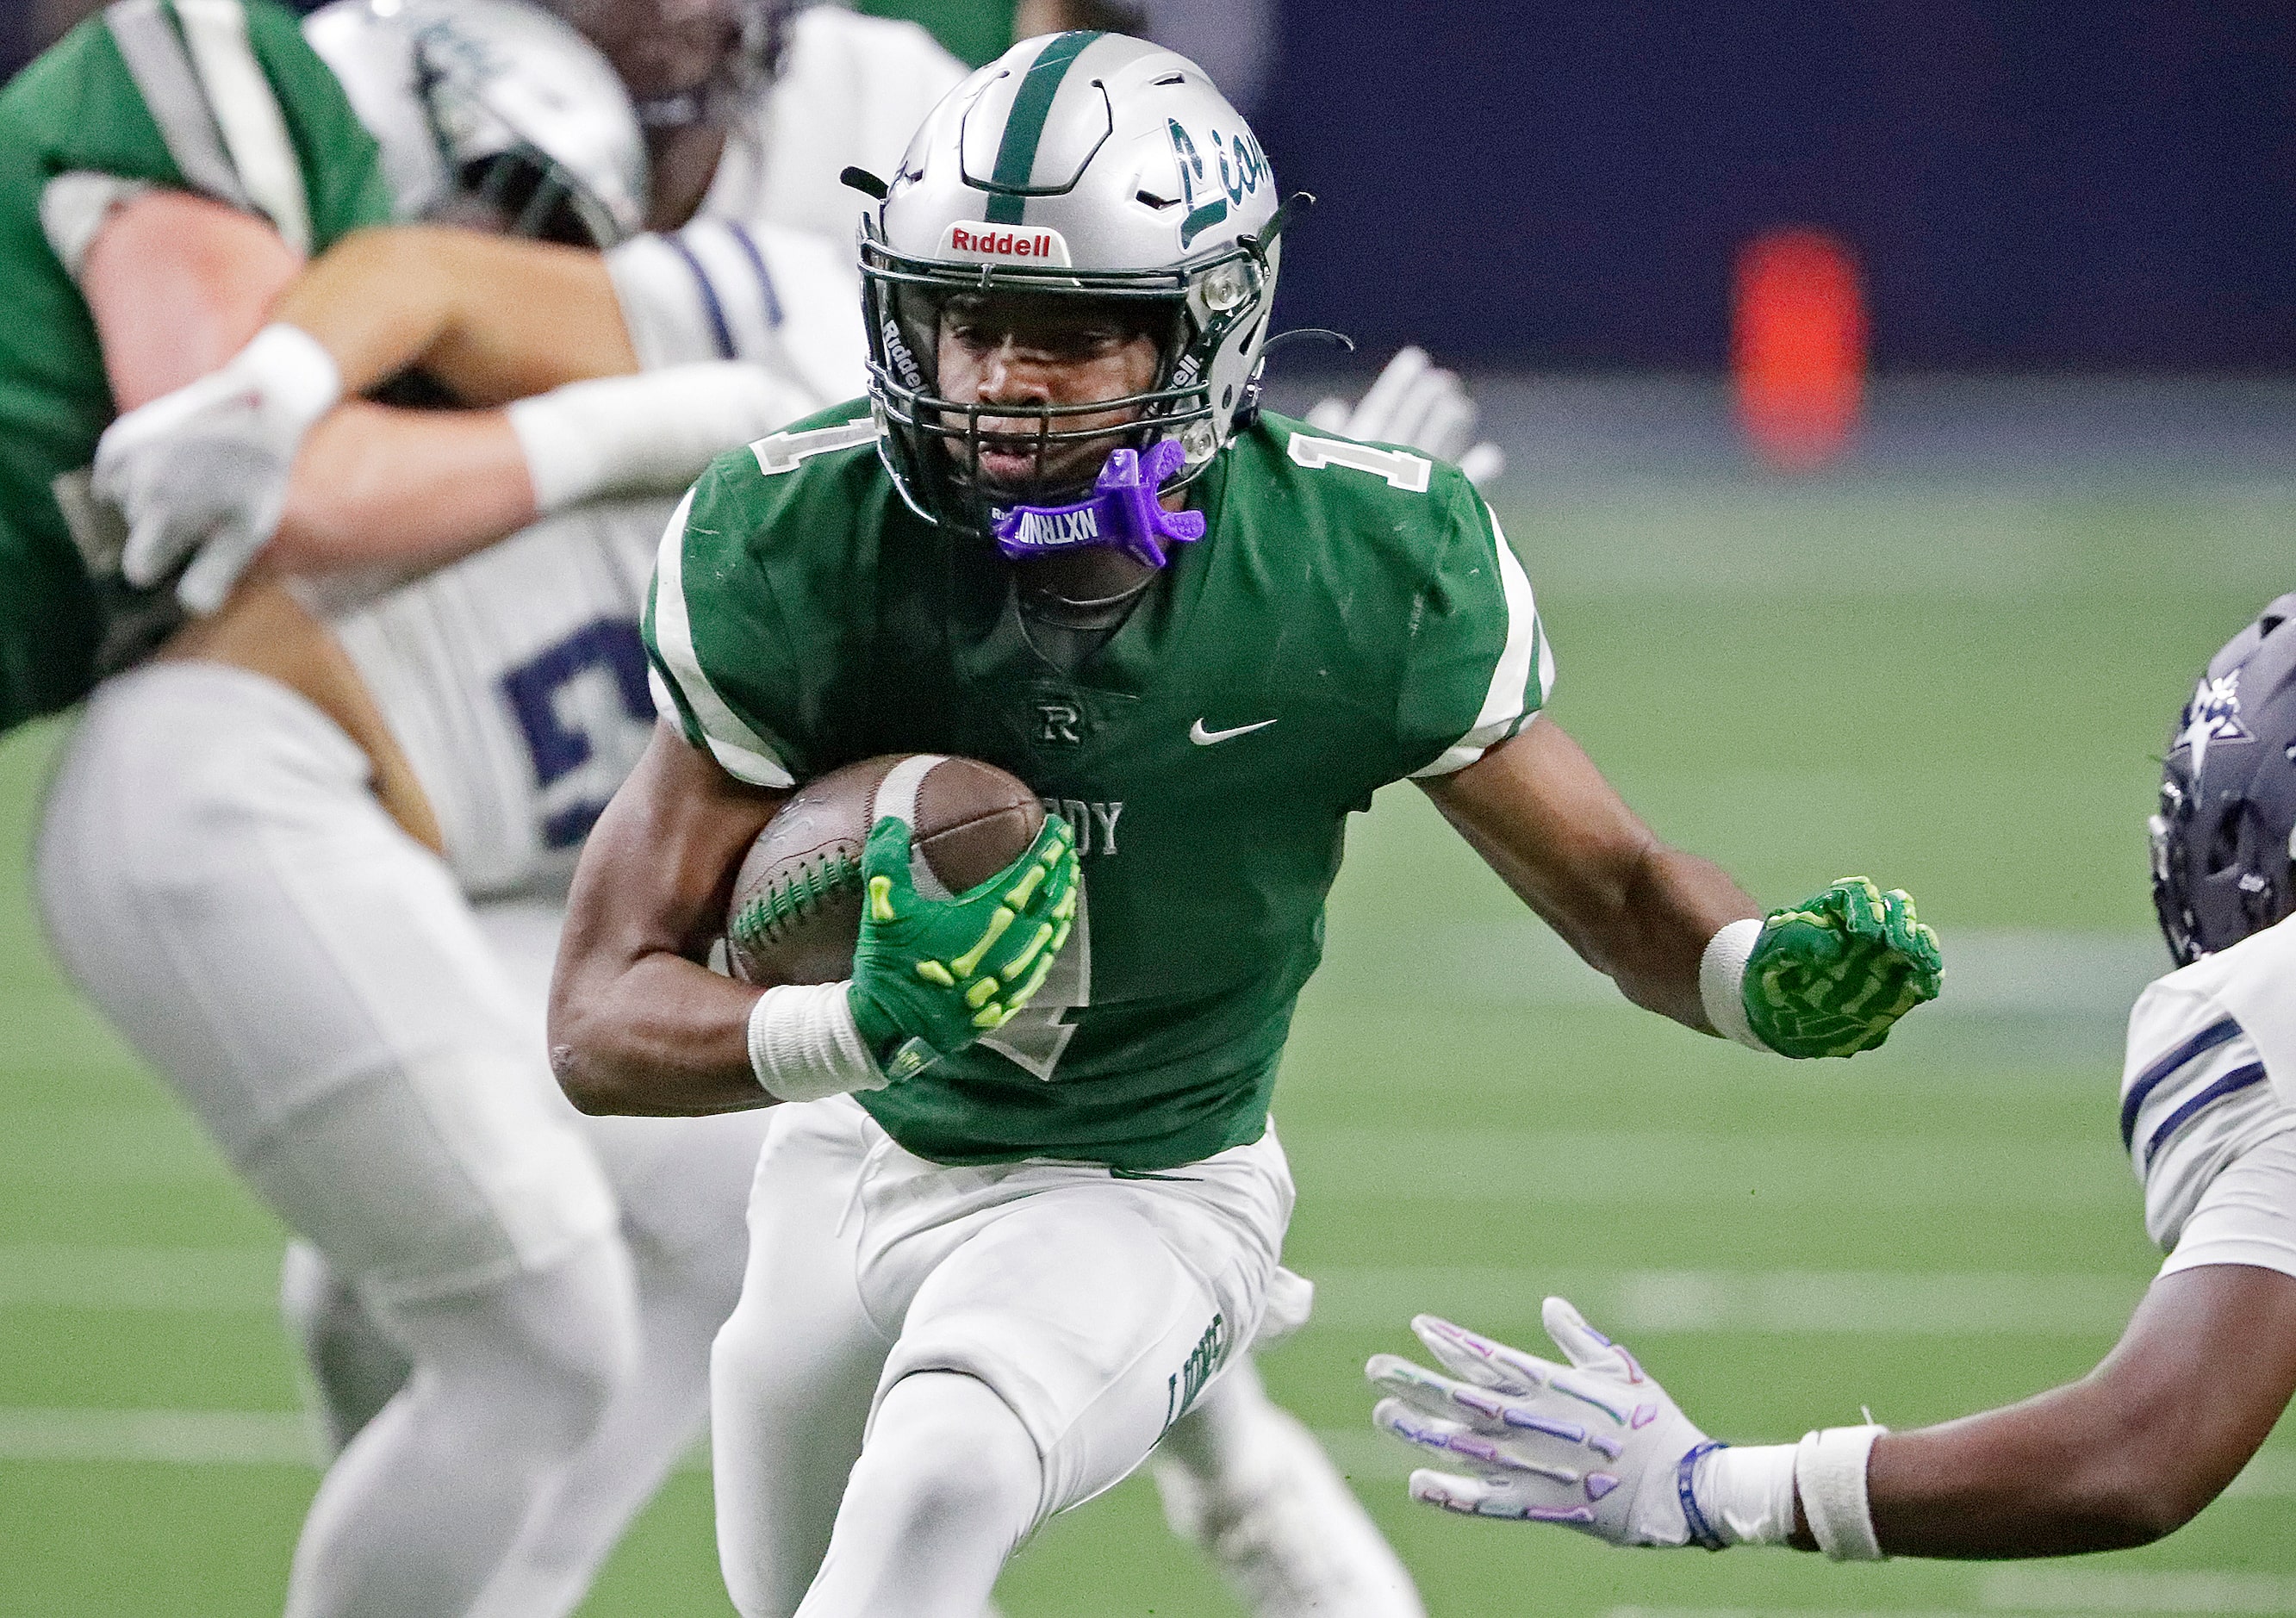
[103, 0, 313, 250]
[1412, 507, 1554, 777]
[658, 229, 738, 360]
[641, 403, 880, 787]
[2121, 1013, 2243, 1149]
[2145, 1061, 2270, 1170]
[103, 0, 250, 212]
[644, 486, 795, 787]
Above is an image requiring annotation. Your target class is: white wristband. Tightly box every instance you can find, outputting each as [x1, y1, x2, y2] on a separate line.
[240, 322, 344, 433]
[744, 982, 887, 1105]
[1694, 1442, 1799, 1546]
[1795, 1424, 1888, 1561]
[506, 361, 812, 513]
[1699, 917, 1771, 1052]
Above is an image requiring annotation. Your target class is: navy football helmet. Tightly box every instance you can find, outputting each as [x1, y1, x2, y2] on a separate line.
[2150, 591, 2296, 964]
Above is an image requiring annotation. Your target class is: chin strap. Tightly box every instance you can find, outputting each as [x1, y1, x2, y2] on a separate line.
[990, 438, 1207, 569]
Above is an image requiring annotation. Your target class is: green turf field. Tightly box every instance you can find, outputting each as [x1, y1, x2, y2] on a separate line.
[3, 471, 2291, 1615]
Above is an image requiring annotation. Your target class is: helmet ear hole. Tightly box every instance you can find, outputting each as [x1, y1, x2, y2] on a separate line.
[2206, 802, 2246, 875]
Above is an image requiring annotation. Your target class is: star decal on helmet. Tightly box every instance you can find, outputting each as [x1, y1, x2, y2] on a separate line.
[2173, 670, 2252, 778]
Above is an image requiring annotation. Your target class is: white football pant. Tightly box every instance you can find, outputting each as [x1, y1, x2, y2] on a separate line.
[35, 662, 767, 1618]
[711, 1092, 1292, 1618]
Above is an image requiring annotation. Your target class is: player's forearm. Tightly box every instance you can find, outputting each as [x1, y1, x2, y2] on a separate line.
[550, 952, 770, 1117]
[1573, 842, 1758, 1030]
[550, 725, 790, 1116]
[271, 401, 538, 571]
[1425, 723, 1757, 1030]
[1862, 1389, 2182, 1557]
[272, 226, 638, 405]
[1864, 1265, 2296, 1556]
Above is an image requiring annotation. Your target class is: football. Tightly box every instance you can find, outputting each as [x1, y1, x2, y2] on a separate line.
[724, 753, 1044, 987]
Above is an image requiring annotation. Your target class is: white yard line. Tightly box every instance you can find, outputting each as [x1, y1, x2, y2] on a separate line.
[1304, 1266, 2145, 1336]
[1978, 1570, 2296, 1613]
[0, 1406, 713, 1472]
[0, 1407, 314, 1466]
[2, 1248, 2152, 1336]
[1603, 1610, 1994, 1618]
[1603, 1584, 2296, 1618]
[1285, 1130, 2133, 1210]
[0, 1112, 231, 1183]
[0, 1244, 277, 1310]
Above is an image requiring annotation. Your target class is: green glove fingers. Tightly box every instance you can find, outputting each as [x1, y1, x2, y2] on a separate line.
[1743, 875, 1944, 1059]
[847, 812, 1081, 1073]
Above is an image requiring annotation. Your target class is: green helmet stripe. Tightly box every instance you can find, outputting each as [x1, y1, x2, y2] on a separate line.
[982, 29, 1102, 225]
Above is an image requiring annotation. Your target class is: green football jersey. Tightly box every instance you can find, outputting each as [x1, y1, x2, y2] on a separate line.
[646, 406, 1553, 1170]
[0, 0, 392, 733]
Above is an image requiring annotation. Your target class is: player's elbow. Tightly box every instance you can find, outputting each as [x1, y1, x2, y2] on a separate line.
[2049, 1404, 2224, 1548]
[549, 1042, 621, 1116]
[545, 999, 638, 1116]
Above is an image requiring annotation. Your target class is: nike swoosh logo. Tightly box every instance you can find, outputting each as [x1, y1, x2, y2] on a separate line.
[1190, 717, 1278, 746]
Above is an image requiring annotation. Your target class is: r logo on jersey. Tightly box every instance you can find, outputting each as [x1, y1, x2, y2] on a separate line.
[1034, 700, 1084, 746]
[2175, 670, 2252, 778]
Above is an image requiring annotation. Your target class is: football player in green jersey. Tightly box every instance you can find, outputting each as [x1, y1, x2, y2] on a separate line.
[0, 0, 394, 731]
[548, 32, 1942, 1618]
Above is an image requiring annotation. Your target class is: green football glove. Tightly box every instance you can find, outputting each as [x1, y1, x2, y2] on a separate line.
[1743, 877, 1942, 1058]
[846, 812, 1080, 1081]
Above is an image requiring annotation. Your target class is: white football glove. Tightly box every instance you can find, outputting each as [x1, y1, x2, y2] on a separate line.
[1305, 345, 1504, 487]
[96, 323, 341, 614]
[1369, 1300, 1749, 1547]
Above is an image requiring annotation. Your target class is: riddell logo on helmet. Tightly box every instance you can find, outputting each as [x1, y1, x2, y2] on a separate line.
[941, 222, 1073, 266]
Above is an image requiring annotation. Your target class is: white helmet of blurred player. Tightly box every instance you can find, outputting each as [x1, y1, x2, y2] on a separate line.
[856, 30, 1296, 540]
[540, 0, 789, 133]
[306, 0, 647, 247]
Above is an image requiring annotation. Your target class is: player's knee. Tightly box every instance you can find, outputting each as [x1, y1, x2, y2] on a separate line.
[399, 1242, 640, 1458]
[856, 1372, 1041, 1531]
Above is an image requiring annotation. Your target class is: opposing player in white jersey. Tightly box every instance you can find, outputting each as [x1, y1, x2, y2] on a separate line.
[34, 6, 920, 1616]
[71, 3, 1470, 1613]
[1367, 592, 2296, 1565]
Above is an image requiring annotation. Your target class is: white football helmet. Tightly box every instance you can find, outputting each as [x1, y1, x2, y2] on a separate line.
[857, 30, 1293, 538]
[306, 0, 647, 247]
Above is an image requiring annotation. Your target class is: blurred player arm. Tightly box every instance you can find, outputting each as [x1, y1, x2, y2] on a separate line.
[1420, 719, 1758, 1031]
[551, 723, 789, 1117]
[92, 215, 812, 606]
[266, 225, 636, 404]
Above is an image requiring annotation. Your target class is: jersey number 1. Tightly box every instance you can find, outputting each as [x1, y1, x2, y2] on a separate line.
[978, 887, 1091, 1082]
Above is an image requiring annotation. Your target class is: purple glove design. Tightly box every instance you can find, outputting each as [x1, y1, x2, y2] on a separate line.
[990, 437, 1207, 568]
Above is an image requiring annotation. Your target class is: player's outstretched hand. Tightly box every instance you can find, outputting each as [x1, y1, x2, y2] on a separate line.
[1306, 345, 1505, 487]
[847, 812, 1079, 1080]
[1745, 876, 1942, 1058]
[1367, 1300, 1720, 1547]
[96, 325, 340, 614]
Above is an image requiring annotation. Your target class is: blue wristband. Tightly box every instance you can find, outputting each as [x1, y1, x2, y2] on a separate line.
[1677, 1439, 1730, 1551]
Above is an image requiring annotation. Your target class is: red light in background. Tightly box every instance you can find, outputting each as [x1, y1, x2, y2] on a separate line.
[1733, 228, 1867, 471]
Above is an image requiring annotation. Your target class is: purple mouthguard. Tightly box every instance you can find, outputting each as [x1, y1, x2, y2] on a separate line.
[989, 437, 1207, 568]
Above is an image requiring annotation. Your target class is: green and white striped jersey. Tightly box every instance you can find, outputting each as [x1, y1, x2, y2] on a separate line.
[0, 0, 391, 732]
[647, 405, 1552, 1170]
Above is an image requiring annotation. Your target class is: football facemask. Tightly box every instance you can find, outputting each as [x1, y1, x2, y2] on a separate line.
[856, 32, 1293, 545]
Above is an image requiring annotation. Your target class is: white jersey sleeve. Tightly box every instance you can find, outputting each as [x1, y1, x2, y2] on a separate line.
[327, 498, 675, 898]
[698, 5, 969, 244]
[2121, 913, 2296, 1270]
[604, 216, 866, 404]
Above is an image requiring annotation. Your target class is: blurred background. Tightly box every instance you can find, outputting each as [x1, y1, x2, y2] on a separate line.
[4, 2, 2294, 1615]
